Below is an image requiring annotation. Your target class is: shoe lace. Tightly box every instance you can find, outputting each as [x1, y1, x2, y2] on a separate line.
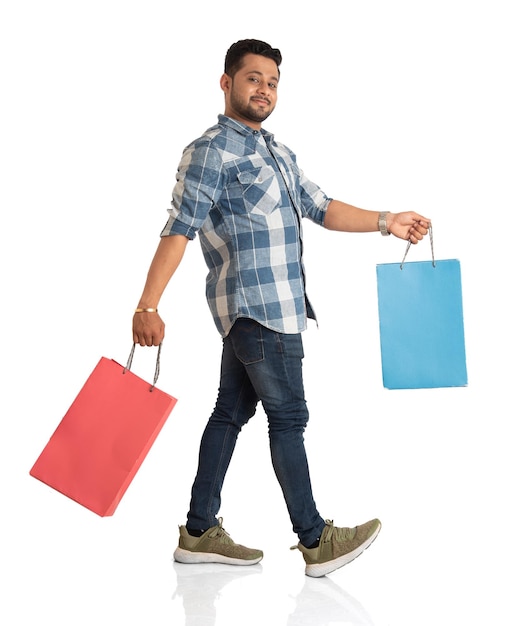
[207, 517, 234, 545]
[323, 519, 356, 543]
[290, 519, 356, 551]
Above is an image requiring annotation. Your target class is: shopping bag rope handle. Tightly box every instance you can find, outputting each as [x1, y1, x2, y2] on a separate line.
[400, 224, 435, 270]
[123, 342, 162, 392]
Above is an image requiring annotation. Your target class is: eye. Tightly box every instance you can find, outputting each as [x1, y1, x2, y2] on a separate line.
[249, 76, 259, 83]
[268, 82, 277, 89]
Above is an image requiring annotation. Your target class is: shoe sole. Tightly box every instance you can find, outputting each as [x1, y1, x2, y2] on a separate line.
[173, 547, 263, 566]
[305, 521, 381, 578]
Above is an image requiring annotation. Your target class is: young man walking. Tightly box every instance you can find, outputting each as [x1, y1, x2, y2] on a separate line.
[133, 39, 430, 577]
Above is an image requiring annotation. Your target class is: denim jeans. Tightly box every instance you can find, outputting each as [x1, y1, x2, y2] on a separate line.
[186, 317, 325, 546]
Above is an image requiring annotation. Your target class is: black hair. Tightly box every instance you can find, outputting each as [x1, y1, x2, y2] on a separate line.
[224, 39, 282, 78]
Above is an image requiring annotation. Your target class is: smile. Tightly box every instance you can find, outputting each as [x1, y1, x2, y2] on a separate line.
[251, 97, 270, 106]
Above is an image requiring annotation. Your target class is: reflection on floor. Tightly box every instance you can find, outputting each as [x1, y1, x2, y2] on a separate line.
[171, 561, 377, 625]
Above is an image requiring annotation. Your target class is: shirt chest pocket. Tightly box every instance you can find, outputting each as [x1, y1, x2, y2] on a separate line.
[237, 166, 282, 215]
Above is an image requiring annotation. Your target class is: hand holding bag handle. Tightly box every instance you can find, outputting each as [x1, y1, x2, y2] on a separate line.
[400, 223, 435, 270]
[123, 342, 162, 392]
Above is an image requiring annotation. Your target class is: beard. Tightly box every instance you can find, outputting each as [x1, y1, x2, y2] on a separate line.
[229, 93, 275, 124]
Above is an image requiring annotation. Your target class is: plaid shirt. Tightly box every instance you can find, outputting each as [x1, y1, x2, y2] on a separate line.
[161, 115, 331, 337]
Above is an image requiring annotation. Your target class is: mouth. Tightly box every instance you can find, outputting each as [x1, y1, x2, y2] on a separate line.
[251, 97, 271, 106]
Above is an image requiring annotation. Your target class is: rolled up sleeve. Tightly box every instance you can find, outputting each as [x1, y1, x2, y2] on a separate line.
[161, 140, 223, 240]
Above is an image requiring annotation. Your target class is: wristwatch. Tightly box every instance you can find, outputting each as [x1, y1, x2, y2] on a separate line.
[378, 211, 390, 236]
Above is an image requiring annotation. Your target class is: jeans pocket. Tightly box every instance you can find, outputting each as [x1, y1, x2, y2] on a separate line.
[230, 318, 264, 365]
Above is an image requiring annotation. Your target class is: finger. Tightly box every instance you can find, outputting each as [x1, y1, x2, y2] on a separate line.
[409, 224, 427, 241]
[135, 333, 151, 347]
[407, 220, 427, 235]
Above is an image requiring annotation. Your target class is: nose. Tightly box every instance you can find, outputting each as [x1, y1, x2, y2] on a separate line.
[256, 82, 270, 96]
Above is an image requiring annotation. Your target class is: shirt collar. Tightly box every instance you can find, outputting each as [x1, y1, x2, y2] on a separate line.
[217, 114, 274, 142]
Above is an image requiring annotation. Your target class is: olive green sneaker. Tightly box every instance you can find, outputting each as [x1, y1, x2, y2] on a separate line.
[173, 517, 263, 566]
[291, 518, 381, 577]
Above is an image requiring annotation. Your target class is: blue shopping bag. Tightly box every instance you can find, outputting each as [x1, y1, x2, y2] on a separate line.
[376, 229, 468, 389]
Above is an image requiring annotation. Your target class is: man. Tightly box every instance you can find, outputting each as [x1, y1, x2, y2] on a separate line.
[133, 39, 429, 578]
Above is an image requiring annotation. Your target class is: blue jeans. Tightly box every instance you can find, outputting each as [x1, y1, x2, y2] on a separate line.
[186, 317, 325, 546]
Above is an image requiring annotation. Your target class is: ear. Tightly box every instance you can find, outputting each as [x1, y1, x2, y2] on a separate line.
[220, 73, 231, 94]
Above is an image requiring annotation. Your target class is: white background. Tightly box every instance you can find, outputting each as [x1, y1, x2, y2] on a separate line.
[1, 1, 511, 625]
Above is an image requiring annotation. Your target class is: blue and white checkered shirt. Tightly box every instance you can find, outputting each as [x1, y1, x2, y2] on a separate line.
[161, 115, 331, 337]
